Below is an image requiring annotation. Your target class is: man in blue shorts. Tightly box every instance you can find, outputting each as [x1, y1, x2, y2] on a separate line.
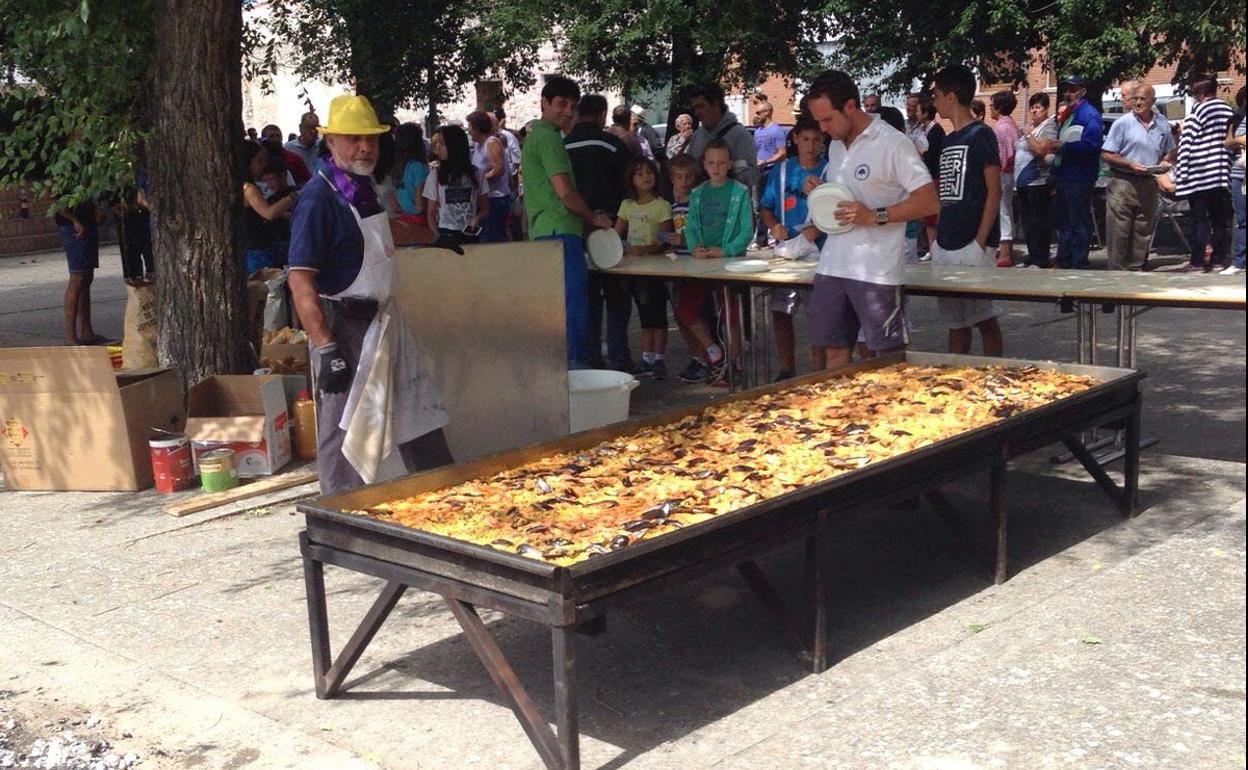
[802, 70, 939, 369]
[56, 200, 106, 345]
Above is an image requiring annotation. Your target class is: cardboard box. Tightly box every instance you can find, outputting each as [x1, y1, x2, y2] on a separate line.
[185, 375, 291, 477]
[0, 347, 185, 491]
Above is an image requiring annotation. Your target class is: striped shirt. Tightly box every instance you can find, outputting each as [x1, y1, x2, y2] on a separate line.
[1173, 98, 1234, 197]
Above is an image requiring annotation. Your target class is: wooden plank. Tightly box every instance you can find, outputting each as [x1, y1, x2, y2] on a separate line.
[165, 467, 318, 517]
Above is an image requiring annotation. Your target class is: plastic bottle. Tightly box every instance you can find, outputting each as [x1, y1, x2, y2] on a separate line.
[292, 390, 318, 460]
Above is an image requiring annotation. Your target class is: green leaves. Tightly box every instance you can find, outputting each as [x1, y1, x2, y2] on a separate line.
[555, 0, 832, 97]
[254, 0, 542, 116]
[0, 0, 153, 210]
[821, 0, 1243, 95]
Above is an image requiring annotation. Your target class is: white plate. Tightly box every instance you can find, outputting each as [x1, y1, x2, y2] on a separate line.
[807, 182, 856, 235]
[586, 228, 624, 269]
[724, 259, 771, 273]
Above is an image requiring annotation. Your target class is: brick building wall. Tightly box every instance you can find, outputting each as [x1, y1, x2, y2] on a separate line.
[978, 59, 1246, 129]
[0, 188, 61, 256]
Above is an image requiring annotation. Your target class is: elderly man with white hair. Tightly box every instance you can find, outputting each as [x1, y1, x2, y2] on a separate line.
[287, 94, 453, 493]
[1101, 81, 1177, 270]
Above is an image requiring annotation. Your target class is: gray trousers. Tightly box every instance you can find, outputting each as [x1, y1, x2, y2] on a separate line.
[311, 301, 453, 495]
[1106, 174, 1159, 271]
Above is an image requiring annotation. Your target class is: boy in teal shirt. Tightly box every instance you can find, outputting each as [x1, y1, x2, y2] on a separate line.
[687, 140, 753, 257]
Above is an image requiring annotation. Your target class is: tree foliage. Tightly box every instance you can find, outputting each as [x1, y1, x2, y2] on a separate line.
[0, 0, 152, 208]
[552, 0, 832, 97]
[823, 0, 1244, 96]
[255, 0, 545, 118]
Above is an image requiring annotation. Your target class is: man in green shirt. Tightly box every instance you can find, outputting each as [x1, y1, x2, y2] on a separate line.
[521, 74, 614, 366]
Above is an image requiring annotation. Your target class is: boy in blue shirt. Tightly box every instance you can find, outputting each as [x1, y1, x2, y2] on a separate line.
[758, 116, 826, 379]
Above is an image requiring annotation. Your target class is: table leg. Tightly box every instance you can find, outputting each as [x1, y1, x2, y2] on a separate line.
[804, 511, 831, 673]
[446, 598, 571, 770]
[300, 532, 332, 699]
[552, 625, 580, 770]
[720, 286, 736, 393]
[762, 290, 773, 383]
[737, 289, 748, 389]
[321, 581, 407, 697]
[1123, 394, 1142, 517]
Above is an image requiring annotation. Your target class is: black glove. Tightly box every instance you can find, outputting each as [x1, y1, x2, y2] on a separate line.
[315, 343, 352, 394]
[431, 233, 465, 255]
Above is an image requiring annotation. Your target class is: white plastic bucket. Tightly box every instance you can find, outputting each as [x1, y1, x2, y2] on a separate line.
[568, 370, 640, 433]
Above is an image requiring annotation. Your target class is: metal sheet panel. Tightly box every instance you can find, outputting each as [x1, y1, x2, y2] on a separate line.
[394, 242, 569, 462]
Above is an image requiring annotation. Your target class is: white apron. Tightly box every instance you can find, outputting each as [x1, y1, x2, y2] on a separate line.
[321, 171, 448, 484]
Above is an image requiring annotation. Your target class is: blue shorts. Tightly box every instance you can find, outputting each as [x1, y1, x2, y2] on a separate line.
[59, 224, 100, 274]
[246, 247, 280, 276]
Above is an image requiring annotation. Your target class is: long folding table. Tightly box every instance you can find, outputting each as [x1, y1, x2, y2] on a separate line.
[598, 255, 1245, 461]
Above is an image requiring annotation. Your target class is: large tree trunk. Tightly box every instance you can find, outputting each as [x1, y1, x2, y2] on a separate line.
[149, 0, 250, 385]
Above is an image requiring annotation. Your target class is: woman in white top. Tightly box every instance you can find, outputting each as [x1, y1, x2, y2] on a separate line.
[466, 110, 512, 242]
[423, 124, 488, 246]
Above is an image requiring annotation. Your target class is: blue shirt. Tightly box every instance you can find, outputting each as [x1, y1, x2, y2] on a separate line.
[1103, 111, 1174, 169]
[395, 159, 429, 216]
[287, 174, 365, 296]
[1055, 100, 1104, 184]
[760, 157, 828, 238]
[754, 123, 787, 165]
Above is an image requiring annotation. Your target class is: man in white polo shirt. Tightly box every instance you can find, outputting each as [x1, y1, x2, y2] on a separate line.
[802, 70, 940, 369]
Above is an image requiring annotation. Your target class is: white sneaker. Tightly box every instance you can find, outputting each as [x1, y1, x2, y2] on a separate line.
[1219, 265, 1245, 275]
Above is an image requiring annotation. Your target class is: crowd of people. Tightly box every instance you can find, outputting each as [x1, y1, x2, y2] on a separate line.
[47, 68, 1246, 369]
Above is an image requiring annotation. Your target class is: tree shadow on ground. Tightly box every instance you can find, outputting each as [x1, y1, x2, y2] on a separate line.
[273, 453, 1243, 769]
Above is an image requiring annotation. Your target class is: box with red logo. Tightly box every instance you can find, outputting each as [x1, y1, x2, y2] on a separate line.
[185, 375, 291, 477]
[0, 347, 184, 491]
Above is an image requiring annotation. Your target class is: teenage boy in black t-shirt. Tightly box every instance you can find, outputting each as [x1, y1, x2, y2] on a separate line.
[930, 65, 1004, 357]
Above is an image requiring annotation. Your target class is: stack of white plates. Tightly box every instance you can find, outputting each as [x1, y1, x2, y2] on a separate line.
[587, 229, 624, 269]
[807, 182, 857, 235]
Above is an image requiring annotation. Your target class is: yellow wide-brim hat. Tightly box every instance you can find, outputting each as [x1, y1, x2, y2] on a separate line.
[318, 95, 389, 135]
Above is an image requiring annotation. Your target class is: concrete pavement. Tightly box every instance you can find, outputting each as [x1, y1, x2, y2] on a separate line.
[0, 454, 1243, 769]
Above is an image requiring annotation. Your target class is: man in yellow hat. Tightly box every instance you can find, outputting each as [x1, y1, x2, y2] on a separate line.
[287, 94, 453, 494]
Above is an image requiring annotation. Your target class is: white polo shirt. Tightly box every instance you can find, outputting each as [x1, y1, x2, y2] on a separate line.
[816, 121, 932, 286]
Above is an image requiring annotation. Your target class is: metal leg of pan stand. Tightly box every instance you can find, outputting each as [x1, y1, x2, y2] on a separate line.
[446, 598, 580, 770]
[990, 454, 1008, 586]
[1061, 431, 1136, 521]
[737, 560, 811, 661]
[301, 533, 409, 700]
[803, 510, 831, 673]
[924, 489, 997, 582]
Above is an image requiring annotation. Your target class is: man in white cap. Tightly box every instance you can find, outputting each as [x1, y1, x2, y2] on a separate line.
[630, 104, 663, 160]
[287, 94, 453, 494]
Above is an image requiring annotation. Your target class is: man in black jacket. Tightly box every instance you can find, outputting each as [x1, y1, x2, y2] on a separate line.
[564, 94, 639, 372]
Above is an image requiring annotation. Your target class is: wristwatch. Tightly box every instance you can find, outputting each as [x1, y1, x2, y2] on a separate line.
[875, 207, 889, 226]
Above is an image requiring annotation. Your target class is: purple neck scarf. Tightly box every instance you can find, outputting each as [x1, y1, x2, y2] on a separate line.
[325, 158, 382, 218]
